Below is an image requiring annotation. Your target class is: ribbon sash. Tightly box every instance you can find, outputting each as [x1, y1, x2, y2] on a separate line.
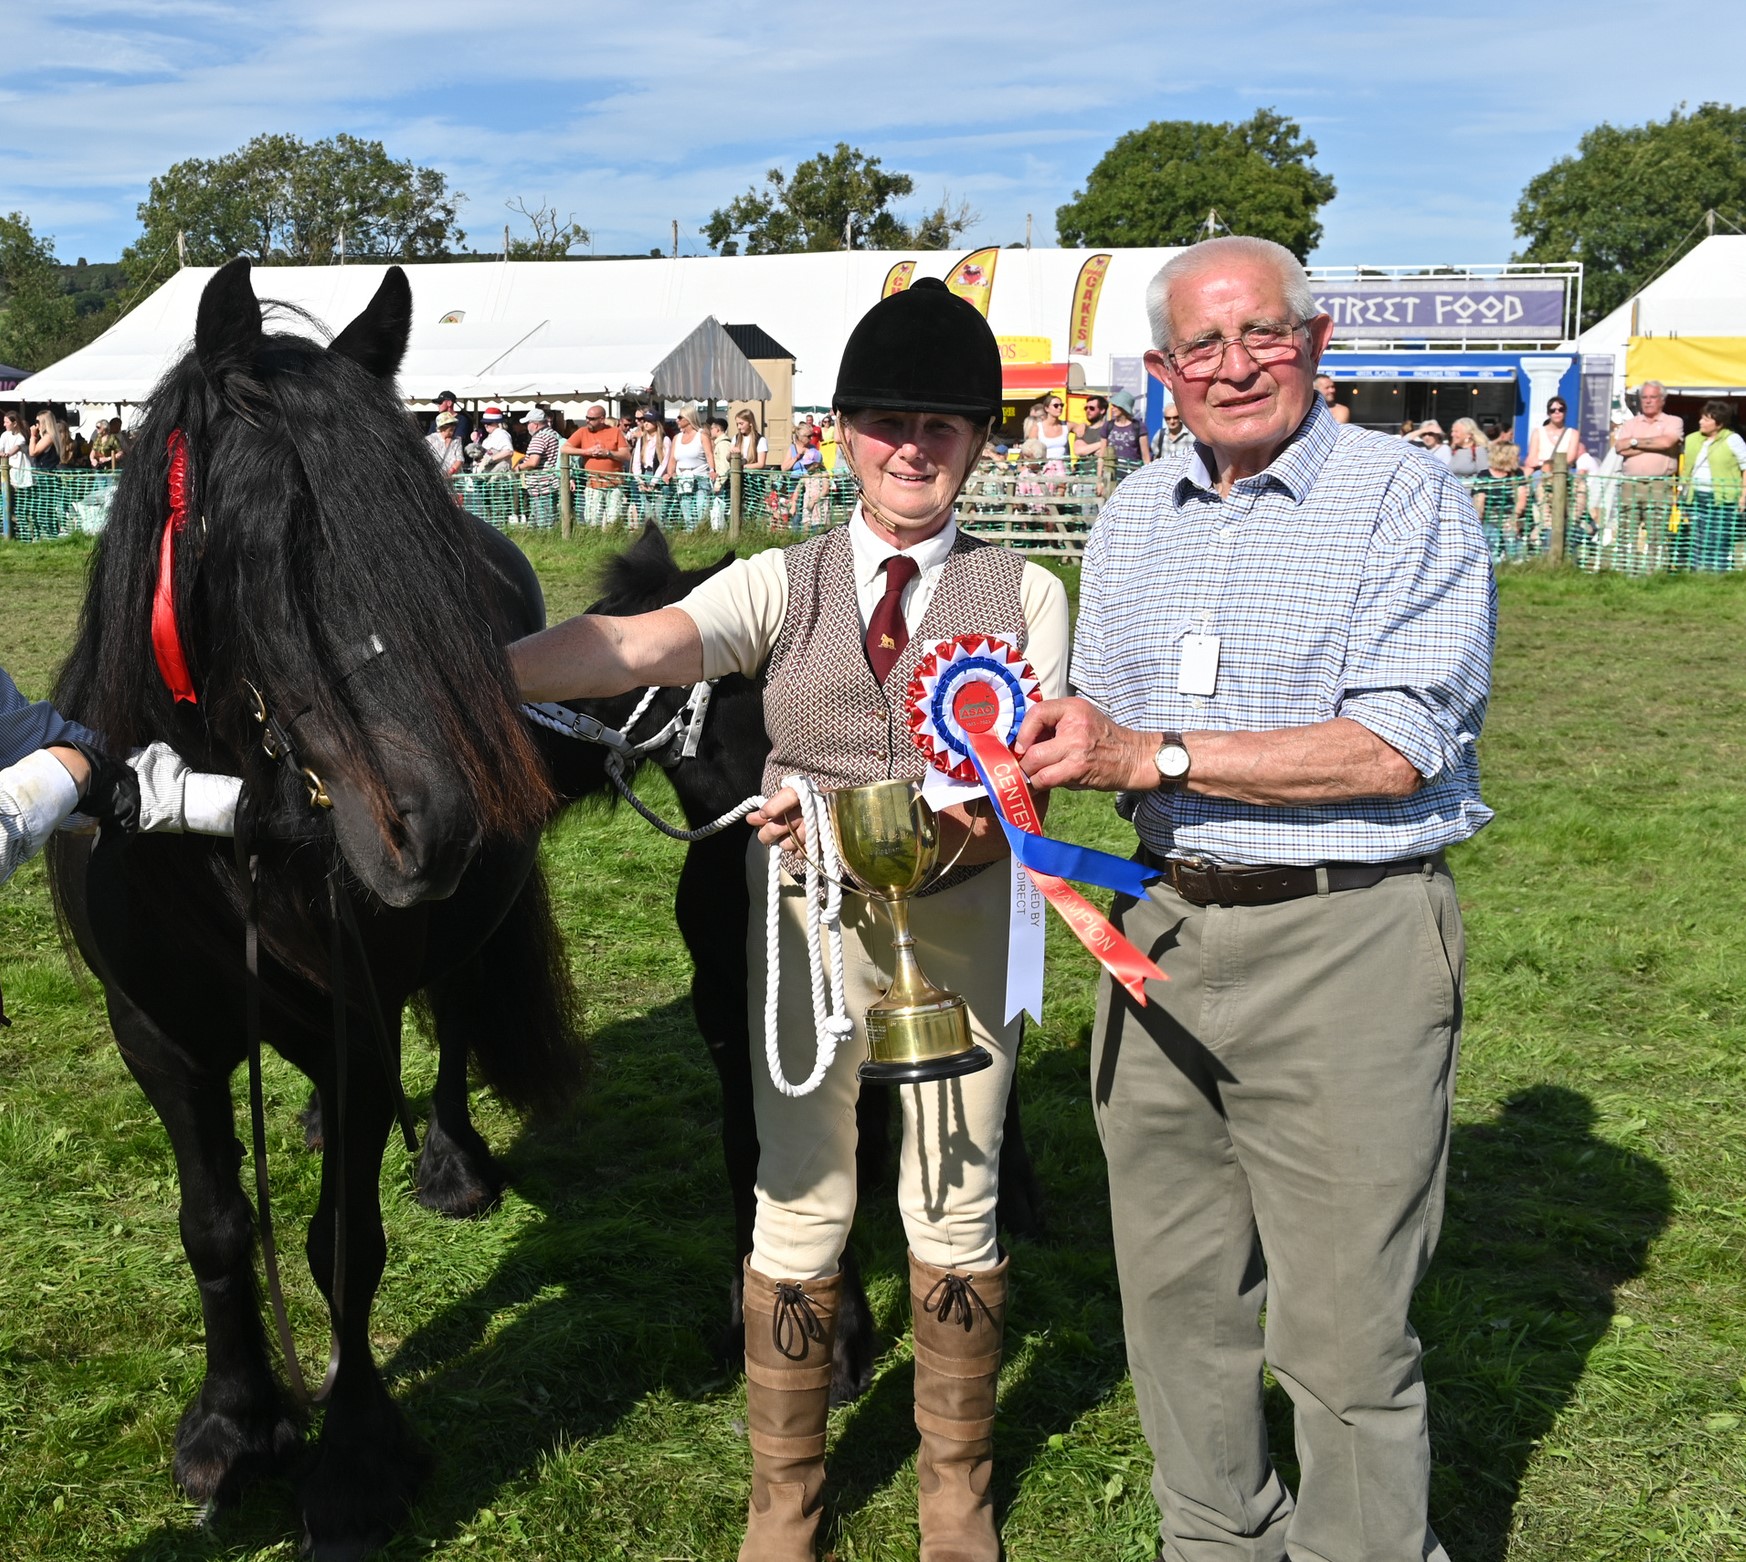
[963, 730, 1165, 1005]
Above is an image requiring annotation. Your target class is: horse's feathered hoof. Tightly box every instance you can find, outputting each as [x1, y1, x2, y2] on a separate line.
[298, 1394, 429, 1561]
[173, 1390, 304, 1509]
[413, 1115, 506, 1218]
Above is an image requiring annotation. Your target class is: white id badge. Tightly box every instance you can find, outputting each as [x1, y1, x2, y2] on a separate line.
[1178, 633, 1221, 697]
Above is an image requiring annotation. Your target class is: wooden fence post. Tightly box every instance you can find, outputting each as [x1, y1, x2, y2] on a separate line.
[1548, 450, 1568, 565]
[558, 452, 575, 538]
[729, 451, 744, 542]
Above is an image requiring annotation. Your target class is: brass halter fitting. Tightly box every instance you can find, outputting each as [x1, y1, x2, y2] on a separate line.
[242, 678, 332, 810]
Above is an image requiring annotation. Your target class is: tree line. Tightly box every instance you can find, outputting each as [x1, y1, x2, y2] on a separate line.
[3, 104, 1743, 374]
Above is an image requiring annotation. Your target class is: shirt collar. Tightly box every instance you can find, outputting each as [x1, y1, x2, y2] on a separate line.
[850, 506, 958, 590]
[1174, 395, 1338, 508]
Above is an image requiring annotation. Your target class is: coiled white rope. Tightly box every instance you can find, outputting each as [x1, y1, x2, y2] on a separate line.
[763, 774, 855, 1098]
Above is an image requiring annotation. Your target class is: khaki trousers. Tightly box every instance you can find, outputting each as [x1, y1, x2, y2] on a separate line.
[1093, 863, 1463, 1562]
[745, 838, 1020, 1279]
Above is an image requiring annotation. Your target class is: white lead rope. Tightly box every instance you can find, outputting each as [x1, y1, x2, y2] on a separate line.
[764, 775, 854, 1098]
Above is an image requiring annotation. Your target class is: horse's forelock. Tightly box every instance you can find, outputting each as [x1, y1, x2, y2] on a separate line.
[61, 317, 552, 842]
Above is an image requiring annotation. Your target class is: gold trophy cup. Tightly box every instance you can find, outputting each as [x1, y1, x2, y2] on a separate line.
[826, 777, 993, 1085]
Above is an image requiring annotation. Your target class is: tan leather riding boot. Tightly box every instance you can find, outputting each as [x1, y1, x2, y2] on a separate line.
[910, 1250, 1008, 1562]
[738, 1261, 840, 1562]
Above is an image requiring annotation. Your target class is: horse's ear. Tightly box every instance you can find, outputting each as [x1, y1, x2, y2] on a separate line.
[629, 522, 674, 564]
[195, 257, 264, 408]
[330, 266, 412, 381]
[702, 549, 737, 581]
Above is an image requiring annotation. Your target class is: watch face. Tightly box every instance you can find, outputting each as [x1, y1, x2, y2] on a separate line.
[1157, 743, 1190, 779]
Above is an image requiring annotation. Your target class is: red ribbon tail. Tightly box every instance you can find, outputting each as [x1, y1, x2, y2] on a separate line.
[150, 517, 197, 704]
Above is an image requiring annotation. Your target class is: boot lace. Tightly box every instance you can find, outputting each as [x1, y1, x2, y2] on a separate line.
[921, 1271, 994, 1333]
[771, 1281, 827, 1360]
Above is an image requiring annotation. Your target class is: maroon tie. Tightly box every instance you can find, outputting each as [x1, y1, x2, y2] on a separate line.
[865, 554, 919, 684]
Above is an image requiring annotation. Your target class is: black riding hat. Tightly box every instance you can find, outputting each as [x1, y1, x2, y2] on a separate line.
[833, 278, 1002, 423]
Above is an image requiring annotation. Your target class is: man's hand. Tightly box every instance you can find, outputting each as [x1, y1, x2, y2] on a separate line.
[748, 785, 809, 849]
[1013, 698, 1156, 792]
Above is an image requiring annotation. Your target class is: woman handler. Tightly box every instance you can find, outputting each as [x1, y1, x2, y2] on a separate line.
[512, 278, 1069, 1562]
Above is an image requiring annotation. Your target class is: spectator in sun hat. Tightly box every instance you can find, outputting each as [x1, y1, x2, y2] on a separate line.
[1104, 390, 1151, 466]
[425, 410, 465, 477]
[431, 390, 471, 446]
[1414, 418, 1453, 466]
[476, 406, 514, 471]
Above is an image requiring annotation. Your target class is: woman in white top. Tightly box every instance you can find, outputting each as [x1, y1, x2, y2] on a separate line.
[1524, 396, 1584, 475]
[1033, 395, 1072, 474]
[628, 409, 668, 527]
[663, 404, 717, 531]
[733, 408, 769, 468]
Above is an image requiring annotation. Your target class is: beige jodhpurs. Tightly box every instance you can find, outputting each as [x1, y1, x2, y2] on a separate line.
[744, 836, 1021, 1280]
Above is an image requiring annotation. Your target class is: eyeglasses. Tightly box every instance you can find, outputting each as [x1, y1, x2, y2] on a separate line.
[1547, 404, 1567, 414]
[1165, 321, 1308, 380]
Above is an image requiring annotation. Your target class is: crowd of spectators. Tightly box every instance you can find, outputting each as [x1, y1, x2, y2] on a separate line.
[1, 408, 130, 481]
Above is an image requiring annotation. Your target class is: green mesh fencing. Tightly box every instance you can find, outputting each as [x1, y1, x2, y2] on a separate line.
[1460, 470, 1741, 574]
[3, 469, 119, 541]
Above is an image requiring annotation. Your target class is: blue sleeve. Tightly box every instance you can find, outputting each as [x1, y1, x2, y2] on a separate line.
[1337, 464, 1496, 780]
[0, 665, 103, 764]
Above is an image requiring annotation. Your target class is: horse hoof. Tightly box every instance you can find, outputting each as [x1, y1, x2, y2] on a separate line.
[174, 1393, 303, 1509]
[298, 1403, 428, 1562]
[414, 1123, 505, 1219]
[829, 1288, 877, 1407]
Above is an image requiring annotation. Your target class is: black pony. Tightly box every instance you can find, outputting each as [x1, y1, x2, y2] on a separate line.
[529, 525, 1044, 1402]
[48, 259, 583, 1558]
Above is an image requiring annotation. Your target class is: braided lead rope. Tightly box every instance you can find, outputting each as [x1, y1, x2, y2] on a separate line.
[764, 774, 853, 1099]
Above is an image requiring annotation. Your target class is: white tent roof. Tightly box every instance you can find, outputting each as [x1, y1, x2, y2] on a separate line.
[13, 247, 1184, 408]
[1574, 234, 1746, 365]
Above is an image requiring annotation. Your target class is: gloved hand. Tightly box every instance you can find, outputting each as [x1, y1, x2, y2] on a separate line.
[126, 741, 241, 835]
[69, 741, 141, 834]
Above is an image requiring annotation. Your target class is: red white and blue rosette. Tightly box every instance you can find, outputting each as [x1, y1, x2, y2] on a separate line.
[903, 634, 1166, 1009]
[907, 635, 1039, 784]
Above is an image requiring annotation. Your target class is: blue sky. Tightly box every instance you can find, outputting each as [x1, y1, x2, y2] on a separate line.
[0, 4, 1720, 270]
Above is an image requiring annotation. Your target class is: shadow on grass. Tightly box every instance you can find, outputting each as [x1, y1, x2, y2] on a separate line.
[1421, 1084, 1672, 1558]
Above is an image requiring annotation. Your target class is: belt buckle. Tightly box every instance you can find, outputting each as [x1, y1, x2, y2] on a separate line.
[1168, 857, 1214, 904]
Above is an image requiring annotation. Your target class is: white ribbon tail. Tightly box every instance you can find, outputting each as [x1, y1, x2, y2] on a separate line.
[1005, 857, 1046, 1024]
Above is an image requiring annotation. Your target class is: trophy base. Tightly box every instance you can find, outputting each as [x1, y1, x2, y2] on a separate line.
[859, 1044, 994, 1086]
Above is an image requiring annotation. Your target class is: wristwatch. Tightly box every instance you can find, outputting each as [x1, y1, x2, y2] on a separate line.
[1153, 732, 1191, 790]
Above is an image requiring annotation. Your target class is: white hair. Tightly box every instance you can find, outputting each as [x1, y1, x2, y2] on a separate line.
[1640, 380, 1665, 394]
[1146, 236, 1320, 350]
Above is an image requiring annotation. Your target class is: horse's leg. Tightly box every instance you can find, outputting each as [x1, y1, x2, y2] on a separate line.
[413, 855, 581, 1219]
[412, 995, 506, 1218]
[109, 997, 302, 1510]
[996, 1063, 1046, 1238]
[298, 1046, 428, 1560]
[676, 835, 759, 1369]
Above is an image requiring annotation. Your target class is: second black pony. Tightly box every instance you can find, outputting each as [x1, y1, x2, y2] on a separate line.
[48, 259, 583, 1558]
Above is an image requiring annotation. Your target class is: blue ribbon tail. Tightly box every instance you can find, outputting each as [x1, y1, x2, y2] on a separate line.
[962, 744, 1159, 897]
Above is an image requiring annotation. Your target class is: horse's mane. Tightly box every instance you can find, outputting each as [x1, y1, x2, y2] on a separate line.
[55, 296, 553, 845]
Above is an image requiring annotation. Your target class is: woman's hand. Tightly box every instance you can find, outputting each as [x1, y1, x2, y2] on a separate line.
[748, 785, 808, 849]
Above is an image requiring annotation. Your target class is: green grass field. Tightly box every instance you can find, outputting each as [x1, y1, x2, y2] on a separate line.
[1, 534, 1743, 1560]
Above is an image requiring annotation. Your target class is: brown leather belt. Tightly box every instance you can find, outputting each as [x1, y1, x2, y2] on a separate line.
[1138, 844, 1438, 908]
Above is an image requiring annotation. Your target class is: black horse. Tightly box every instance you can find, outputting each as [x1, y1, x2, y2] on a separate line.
[47, 258, 583, 1559]
[529, 524, 1044, 1402]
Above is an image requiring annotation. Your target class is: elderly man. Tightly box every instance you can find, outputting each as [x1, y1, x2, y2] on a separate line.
[1015, 236, 1493, 1562]
[563, 403, 630, 528]
[1156, 400, 1195, 453]
[1613, 380, 1684, 565]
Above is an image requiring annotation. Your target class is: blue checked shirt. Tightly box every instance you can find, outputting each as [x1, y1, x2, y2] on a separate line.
[1072, 397, 1494, 866]
[1, 665, 99, 765]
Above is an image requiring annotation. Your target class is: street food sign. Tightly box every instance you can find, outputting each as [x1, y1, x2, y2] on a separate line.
[1312, 276, 1569, 341]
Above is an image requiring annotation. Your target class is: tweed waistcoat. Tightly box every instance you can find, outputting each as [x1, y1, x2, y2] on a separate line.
[762, 524, 1028, 883]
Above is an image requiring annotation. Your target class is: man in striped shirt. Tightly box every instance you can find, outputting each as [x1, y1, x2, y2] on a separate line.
[1016, 236, 1493, 1562]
